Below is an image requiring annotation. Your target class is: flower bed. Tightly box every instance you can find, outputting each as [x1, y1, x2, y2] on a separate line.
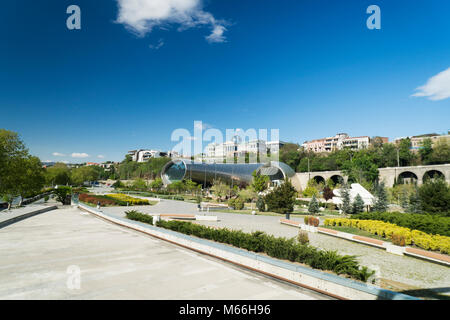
[79, 193, 150, 206]
[351, 212, 450, 237]
[106, 193, 149, 205]
[324, 218, 450, 254]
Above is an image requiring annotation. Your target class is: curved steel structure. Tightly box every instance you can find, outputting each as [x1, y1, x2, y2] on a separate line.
[161, 159, 295, 187]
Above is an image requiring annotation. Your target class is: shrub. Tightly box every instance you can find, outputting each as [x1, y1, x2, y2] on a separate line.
[324, 218, 450, 254]
[297, 231, 309, 245]
[154, 219, 374, 282]
[264, 180, 296, 214]
[307, 216, 319, 227]
[308, 195, 320, 214]
[44, 195, 49, 202]
[391, 234, 406, 247]
[53, 186, 72, 205]
[125, 210, 153, 224]
[234, 197, 245, 210]
[304, 216, 309, 225]
[256, 196, 266, 212]
[228, 198, 236, 208]
[352, 211, 450, 236]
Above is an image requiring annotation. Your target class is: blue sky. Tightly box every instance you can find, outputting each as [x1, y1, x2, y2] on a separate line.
[1, 0, 449, 163]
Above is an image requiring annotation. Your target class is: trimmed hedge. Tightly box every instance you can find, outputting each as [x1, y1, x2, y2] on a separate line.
[351, 212, 450, 237]
[154, 220, 374, 282]
[119, 214, 374, 282]
[126, 210, 153, 224]
[324, 218, 450, 254]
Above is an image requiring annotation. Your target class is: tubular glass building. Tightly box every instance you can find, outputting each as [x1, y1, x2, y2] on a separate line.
[161, 160, 295, 187]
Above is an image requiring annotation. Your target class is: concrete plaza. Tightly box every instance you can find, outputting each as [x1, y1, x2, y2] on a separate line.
[0, 207, 330, 300]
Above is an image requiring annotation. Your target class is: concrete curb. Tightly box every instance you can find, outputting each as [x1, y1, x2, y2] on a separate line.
[280, 219, 450, 266]
[0, 205, 58, 229]
[78, 204, 419, 300]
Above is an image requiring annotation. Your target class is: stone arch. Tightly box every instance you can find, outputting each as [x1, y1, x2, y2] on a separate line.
[397, 171, 418, 185]
[312, 175, 325, 185]
[423, 170, 445, 183]
[330, 175, 344, 186]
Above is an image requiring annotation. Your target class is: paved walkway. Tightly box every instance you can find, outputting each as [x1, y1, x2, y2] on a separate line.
[0, 208, 330, 300]
[0, 202, 57, 226]
[85, 199, 450, 295]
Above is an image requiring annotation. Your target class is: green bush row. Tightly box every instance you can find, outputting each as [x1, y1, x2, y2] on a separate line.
[351, 212, 450, 236]
[125, 210, 153, 224]
[145, 220, 374, 282]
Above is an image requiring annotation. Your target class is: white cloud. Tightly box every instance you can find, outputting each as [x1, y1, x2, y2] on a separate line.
[52, 152, 66, 157]
[412, 67, 450, 101]
[206, 25, 226, 43]
[149, 38, 164, 50]
[71, 153, 89, 158]
[97, 155, 105, 159]
[116, 0, 228, 43]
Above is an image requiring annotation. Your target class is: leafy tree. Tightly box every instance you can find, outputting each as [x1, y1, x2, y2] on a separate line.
[131, 178, 148, 191]
[418, 178, 450, 215]
[323, 186, 334, 202]
[112, 179, 124, 188]
[428, 138, 450, 165]
[398, 138, 417, 166]
[308, 194, 320, 214]
[418, 138, 433, 164]
[0, 130, 45, 208]
[264, 180, 297, 214]
[210, 179, 232, 201]
[150, 178, 163, 191]
[251, 171, 269, 192]
[372, 182, 389, 212]
[238, 187, 257, 203]
[70, 166, 100, 186]
[302, 179, 319, 198]
[407, 187, 422, 214]
[44, 163, 71, 186]
[340, 183, 352, 214]
[352, 194, 365, 214]
[53, 186, 72, 205]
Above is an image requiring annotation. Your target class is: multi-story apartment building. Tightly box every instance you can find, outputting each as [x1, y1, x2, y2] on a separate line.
[302, 133, 379, 153]
[205, 138, 284, 160]
[395, 133, 450, 151]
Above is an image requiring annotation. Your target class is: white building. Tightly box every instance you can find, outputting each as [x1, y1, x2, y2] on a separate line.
[128, 149, 163, 162]
[205, 137, 284, 160]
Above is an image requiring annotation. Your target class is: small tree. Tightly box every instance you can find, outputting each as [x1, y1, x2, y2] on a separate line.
[150, 178, 163, 192]
[308, 194, 320, 214]
[340, 183, 352, 214]
[407, 187, 422, 214]
[112, 179, 123, 189]
[418, 178, 449, 215]
[264, 179, 296, 216]
[352, 194, 365, 214]
[251, 171, 269, 192]
[53, 186, 72, 205]
[256, 196, 265, 212]
[323, 186, 334, 202]
[372, 182, 389, 212]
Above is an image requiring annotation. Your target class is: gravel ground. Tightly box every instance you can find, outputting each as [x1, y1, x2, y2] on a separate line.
[99, 199, 450, 295]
